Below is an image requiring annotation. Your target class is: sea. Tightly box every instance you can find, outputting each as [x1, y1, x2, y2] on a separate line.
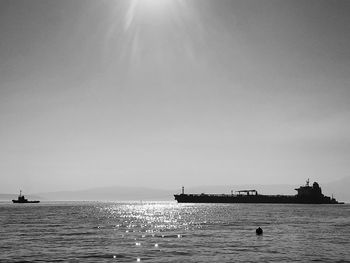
[1, 201, 349, 262]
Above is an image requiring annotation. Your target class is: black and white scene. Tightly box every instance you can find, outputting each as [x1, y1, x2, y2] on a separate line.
[1, 0, 349, 262]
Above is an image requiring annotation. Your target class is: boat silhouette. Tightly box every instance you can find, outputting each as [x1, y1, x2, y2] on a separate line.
[174, 180, 344, 204]
[12, 190, 40, 203]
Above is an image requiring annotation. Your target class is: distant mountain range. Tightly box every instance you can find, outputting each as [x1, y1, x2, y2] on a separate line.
[321, 176, 350, 203]
[34, 186, 172, 201]
[0, 194, 42, 201]
[1, 177, 349, 202]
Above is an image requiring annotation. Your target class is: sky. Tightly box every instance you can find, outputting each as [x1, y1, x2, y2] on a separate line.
[1, 0, 350, 193]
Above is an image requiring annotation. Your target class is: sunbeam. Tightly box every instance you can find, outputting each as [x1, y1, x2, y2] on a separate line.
[105, 0, 200, 69]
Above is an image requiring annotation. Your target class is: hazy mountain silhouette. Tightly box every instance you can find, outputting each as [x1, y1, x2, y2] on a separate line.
[321, 176, 350, 203]
[35, 186, 173, 201]
[0, 193, 42, 201]
[2, 177, 348, 202]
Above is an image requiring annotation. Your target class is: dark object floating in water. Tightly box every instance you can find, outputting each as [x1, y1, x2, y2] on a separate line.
[174, 180, 344, 204]
[256, 227, 263, 235]
[12, 190, 40, 203]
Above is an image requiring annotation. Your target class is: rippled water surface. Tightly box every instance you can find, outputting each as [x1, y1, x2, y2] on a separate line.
[1, 201, 349, 262]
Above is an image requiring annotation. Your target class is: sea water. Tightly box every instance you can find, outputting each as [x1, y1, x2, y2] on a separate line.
[0, 201, 349, 262]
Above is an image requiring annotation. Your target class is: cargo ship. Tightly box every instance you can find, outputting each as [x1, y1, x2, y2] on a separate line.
[174, 180, 344, 204]
[12, 190, 40, 203]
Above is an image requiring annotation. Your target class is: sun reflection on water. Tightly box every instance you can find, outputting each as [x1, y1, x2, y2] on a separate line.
[97, 202, 203, 237]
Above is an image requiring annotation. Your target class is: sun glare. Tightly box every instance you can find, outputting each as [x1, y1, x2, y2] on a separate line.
[124, 0, 178, 31]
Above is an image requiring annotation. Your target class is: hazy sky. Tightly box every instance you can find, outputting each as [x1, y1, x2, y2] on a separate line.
[1, 0, 350, 193]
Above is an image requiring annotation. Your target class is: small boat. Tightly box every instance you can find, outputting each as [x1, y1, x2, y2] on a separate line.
[12, 190, 40, 203]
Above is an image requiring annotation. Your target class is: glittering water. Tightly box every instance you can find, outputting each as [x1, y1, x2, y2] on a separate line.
[1, 201, 349, 262]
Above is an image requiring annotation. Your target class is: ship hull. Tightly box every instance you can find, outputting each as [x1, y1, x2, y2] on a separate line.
[12, 200, 40, 203]
[174, 194, 342, 204]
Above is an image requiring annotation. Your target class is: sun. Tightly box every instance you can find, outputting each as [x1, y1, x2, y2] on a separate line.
[124, 0, 177, 31]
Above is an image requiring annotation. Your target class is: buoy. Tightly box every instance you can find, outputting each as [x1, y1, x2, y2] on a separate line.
[256, 227, 263, 235]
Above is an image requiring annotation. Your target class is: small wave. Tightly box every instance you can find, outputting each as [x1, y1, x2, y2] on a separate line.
[79, 253, 127, 259]
[168, 251, 193, 256]
[60, 231, 95, 236]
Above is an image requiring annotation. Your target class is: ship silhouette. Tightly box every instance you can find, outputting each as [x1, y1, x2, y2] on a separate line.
[174, 180, 344, 204]
[12, 190, 40, 203]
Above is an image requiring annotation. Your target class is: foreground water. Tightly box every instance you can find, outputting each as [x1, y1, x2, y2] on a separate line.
[1, 201, 349, 262]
